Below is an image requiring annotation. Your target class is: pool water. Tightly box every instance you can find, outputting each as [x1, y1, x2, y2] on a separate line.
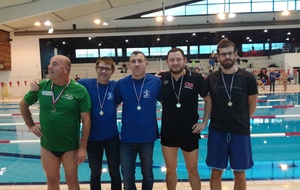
[0, 92, 300, 184]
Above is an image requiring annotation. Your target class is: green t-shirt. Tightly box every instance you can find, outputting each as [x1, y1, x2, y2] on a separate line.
[24, 79, 91, 152]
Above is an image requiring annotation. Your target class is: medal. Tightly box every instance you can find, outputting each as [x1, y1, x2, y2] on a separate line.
[171, 75, 184, 109]
[221, 69, 236, 108]
[132, 75, 146, 112]
[96, 81, 109, 117]
[51, 79, 70, 113]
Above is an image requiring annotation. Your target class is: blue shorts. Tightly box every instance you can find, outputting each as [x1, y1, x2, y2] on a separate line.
[206, 128, 254, 171]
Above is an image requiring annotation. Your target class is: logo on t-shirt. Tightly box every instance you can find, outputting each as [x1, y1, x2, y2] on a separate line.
[41, 90, 53, 96]
[143, 89, 150, 98]
[107, 92, 113, 100]
[164, 80, 169, 85]
[62, 94, 74, 100]
[184, 82, 194, 89]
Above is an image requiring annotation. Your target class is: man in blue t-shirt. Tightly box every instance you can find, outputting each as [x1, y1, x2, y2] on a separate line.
[78, 57, 122, 190]
[115, 51, 161, 190]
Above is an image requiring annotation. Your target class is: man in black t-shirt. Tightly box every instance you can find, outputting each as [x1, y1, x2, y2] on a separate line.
[159, 48, 212, 190]
[206, 38, 258, 190]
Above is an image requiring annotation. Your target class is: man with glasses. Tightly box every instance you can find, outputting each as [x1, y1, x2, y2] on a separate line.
[115, 51, 161, 190]
[206, 38, 258, 190]
[78, 57, 122, 190]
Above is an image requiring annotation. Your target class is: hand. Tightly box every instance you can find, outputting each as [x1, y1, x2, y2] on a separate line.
[30, 79, 41, 91]
[29, 125, 42, 137]
[154, 70, 164, 78]
[75, 147, 87, 165]
[192, 121, 207, 134]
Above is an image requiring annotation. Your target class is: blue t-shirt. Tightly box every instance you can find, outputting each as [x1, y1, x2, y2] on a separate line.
[115, 74, 161, 143]
[78, 78, 119, 141]
[269, 71, 276, 81]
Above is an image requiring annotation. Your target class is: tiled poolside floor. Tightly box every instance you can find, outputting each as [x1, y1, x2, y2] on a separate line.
[0, 180, 300, 190]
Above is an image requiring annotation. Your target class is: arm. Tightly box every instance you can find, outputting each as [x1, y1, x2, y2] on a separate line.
[76, 111, 91, 165]
[248, 94, 257, 117]
[192, 94, 212, 134]
[19, 98, 42, 137]
[30, 79, 41, 91]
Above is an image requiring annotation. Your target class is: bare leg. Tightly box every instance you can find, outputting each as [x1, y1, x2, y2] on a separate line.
[162, 146, 178, 190]
[182, 149, 201, 190]
[210, 168, 223, 190]
[41, 147, 61, 190]
[62, 150, 80, 190]
[233, 171, 246, 190]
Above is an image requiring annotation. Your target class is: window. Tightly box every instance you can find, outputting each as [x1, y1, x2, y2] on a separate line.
[200, 45, 217, 54]
[126, 48, 149, 56]
[150, 47, 171, 56]
[141, 0, 299, 17]
[100, 48, 115, 57]
[117, 48, 123, 57]
[75, 49, 98, 58]
[176, 46, 188, 54]
[190, 46, 198, 54]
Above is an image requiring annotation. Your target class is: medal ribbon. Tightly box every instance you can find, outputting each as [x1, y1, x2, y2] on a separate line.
[96, 81, 109, 114]
[51, 79, 71, 109]
[171, 75, 184, 105]
[221, 71, 235, 104]
[132, 75, 146, 108]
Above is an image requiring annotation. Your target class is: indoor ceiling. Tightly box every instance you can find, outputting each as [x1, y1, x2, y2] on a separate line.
[1, 0, 300, 46]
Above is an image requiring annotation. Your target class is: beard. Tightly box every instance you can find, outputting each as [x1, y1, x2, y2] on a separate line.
[170, 66, 184, 75]
[220, 59, 235, 70]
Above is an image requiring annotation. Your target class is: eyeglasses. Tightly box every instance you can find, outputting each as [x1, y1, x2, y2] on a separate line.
[219, 51, 234, 58]
[96, 66, 113, 72]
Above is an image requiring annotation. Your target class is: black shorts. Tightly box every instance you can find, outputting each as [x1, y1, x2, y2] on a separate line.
[161, 138, 199, 152]
[50, 151, 66, 158]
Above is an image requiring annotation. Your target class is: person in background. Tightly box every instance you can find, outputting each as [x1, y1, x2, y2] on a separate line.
[257, 77, 266, 90]
[78, 57, 122, 190]
[20, 55, 91, 190]
[75, 74, 80, 81]
[121, 62, 128, 73]
[115, 51, 161, 190]
[158, 48, 212, 190]
[269, 69, 276, 92]
[275, 70, 281, 85]
[206, 38, 258, 190]
[281, 70, 288, 91]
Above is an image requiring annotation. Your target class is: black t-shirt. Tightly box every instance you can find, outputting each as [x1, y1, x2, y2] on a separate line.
[160, 68, 209, 140]
[206, 68, 258, 135]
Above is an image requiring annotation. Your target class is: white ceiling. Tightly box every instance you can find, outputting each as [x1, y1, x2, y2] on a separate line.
[0, 0, 299, 37]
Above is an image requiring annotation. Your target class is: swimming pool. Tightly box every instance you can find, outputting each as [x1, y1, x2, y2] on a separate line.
[0, 92, 300, 184]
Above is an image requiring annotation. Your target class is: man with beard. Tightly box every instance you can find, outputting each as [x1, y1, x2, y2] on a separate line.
[206, 38, 258, 190]
[159, 48, 212, 190]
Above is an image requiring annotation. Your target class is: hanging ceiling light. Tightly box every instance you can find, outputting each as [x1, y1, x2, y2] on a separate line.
[155, 2, 174, 24]
[44, 20, 51, 26]
[281, 0, 290, 16]
[48, 25, 54, 34]
[217, 0, 236, 20]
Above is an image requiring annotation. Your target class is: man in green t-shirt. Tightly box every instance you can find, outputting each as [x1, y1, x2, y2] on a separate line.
[19, 55, 91, 190]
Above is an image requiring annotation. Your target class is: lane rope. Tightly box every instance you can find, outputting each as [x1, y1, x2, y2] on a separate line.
[1, 132, 300, 144]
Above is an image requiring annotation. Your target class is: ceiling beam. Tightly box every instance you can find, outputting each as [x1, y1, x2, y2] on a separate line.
[0, 0, 101, 23]
[14, 19, 300, 37]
